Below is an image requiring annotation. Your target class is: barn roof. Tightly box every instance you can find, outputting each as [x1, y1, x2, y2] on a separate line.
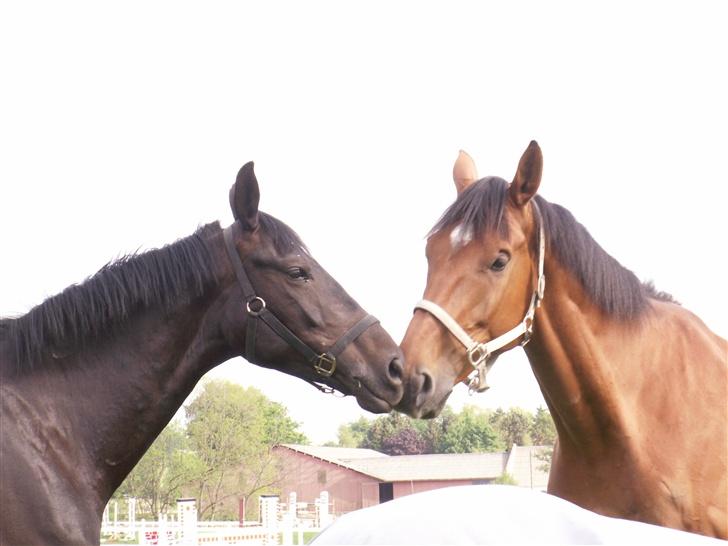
[272, 444, 524, 482]
[276, 444, 549, 487]
[346, 452, 508, 481]
[278, 444, 388, 466]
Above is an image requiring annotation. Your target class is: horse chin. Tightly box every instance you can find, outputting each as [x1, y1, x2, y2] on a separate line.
[355, 394, 394, 414]
[397, 388, 452, 419]
[351, 380, 396, 413]
[419, 392, 451, 419]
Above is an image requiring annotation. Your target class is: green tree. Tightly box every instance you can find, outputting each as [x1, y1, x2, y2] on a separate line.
[534, 446, 554, 473]
[116, 421, 203, 518]
[409, 405, 455, 453]
[529, 406, 557, 446]
[337, 406, 506, 454]
[382, 426, 428, 455]
[235, 397, 307, 519]
[185, 380, 307, 520]
[489, 407, 533, 448]
[361, 412, 427, 454]
[261, 399, 308, 446]
[438, 405, 504, 453]
[336, 406, 555, 456]
[336, 416, 372, 448]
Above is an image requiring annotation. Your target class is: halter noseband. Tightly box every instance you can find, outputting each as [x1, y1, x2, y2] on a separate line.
[414, 201, 546, 394]
[223, 225, 379, 394]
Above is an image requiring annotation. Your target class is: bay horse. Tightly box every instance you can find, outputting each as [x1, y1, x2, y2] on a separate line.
[0, 162, 404, 545]
[397, 142, 727, 538]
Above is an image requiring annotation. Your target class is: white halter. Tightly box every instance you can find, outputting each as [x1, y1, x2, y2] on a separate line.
[414, 201, 546, 393]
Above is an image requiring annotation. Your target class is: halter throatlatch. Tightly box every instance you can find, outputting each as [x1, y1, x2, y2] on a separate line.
[223, 225, 379, 394]
[414, 201, 546, 394]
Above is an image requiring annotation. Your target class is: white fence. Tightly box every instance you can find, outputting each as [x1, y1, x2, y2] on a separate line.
[102, 493, 331, 546]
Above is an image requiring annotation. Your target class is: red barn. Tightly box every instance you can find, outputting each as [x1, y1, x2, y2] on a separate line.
[273, 444, 549, 516]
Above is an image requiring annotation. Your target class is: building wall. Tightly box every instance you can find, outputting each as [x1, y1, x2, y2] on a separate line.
[361, 479, 483, 508]
[361, 481, 382, 508]
[505, 445, 550, 491]
[273, 446, 525, 517]
[392, 479, 479, 499]
[274, 447, 380, 514]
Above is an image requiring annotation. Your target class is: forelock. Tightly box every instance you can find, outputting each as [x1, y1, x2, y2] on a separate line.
[429, 177, 510, 240]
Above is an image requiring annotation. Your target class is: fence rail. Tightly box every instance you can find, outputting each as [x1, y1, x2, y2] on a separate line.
[102, 493, 328, 545]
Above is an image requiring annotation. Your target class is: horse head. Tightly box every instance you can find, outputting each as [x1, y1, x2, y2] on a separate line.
[398, 142, 544, 418]
[220, 162, 404, 412]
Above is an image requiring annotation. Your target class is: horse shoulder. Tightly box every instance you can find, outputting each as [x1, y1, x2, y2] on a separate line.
[1, 383, 102, 544]
[638, 300, 728, 536]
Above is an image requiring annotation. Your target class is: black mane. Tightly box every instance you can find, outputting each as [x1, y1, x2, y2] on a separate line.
[430, 177, 675, 321]
[2, 213, 308, 369]
[1, 223, 223, 367]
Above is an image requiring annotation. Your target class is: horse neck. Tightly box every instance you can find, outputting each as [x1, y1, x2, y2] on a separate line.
[522, 257, 638, 455]
[27, 229, 234, 505]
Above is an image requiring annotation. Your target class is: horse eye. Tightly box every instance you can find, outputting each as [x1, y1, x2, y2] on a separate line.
[490, 253, 510, 272]
[287, 266, 310, 281]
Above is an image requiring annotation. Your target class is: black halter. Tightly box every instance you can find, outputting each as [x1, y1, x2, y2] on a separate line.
[223, 226, 379, 393]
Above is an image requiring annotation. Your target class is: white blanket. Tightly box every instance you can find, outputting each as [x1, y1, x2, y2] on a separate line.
[311, 485, 724, 545]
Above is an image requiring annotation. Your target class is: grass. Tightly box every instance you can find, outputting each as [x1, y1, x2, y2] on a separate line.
[279, 530, 319, 545]
[100, 532, 138, 544]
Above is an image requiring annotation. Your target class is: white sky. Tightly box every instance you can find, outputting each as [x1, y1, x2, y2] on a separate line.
[1, 2, 726, 445]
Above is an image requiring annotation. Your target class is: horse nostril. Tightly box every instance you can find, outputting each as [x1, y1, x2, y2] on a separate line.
[388, 357, 404, 382]
[421, 370, 433, 395]
[414, 369, 435, 410]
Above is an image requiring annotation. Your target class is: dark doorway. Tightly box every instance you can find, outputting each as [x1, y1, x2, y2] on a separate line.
[378, 482, 394, 503]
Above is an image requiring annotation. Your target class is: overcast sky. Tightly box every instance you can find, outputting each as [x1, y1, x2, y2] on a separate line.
[1, 2, 726, 444]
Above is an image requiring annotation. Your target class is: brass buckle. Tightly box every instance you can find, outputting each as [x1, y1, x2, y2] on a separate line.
[313, 353, 337, 377]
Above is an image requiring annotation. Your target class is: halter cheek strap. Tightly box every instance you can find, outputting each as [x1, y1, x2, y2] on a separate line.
[414, 201, 546, 394]
[223, 225, 379, 394]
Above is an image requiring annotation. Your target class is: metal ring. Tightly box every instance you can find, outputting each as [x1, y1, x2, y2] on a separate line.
[467, 345, 488, 367]
[246, 296, 266, 317]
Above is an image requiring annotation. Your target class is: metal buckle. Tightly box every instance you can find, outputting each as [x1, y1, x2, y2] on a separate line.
[520, 316, 534, 347]
[313, 353, 337, 377]
[467, 365, 490, 395]
[467, 344, 489, 368]
[246, 296, 266, 317]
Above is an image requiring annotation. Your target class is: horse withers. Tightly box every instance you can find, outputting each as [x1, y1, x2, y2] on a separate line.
[397, 142, 727, 538]
[0, 162, 404, 545]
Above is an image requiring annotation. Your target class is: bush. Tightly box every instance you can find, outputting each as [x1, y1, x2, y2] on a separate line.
[493, 472, 517, 485]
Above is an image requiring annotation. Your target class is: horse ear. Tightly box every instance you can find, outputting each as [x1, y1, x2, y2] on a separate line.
[230, 161, 260, 230]
[453, 150, 479, 194]
[510, 140, 543, 207]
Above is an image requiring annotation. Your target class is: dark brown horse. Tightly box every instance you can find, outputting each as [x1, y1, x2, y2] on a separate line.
[397, 142, 727, 538]
[0, 162, 404, 545]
